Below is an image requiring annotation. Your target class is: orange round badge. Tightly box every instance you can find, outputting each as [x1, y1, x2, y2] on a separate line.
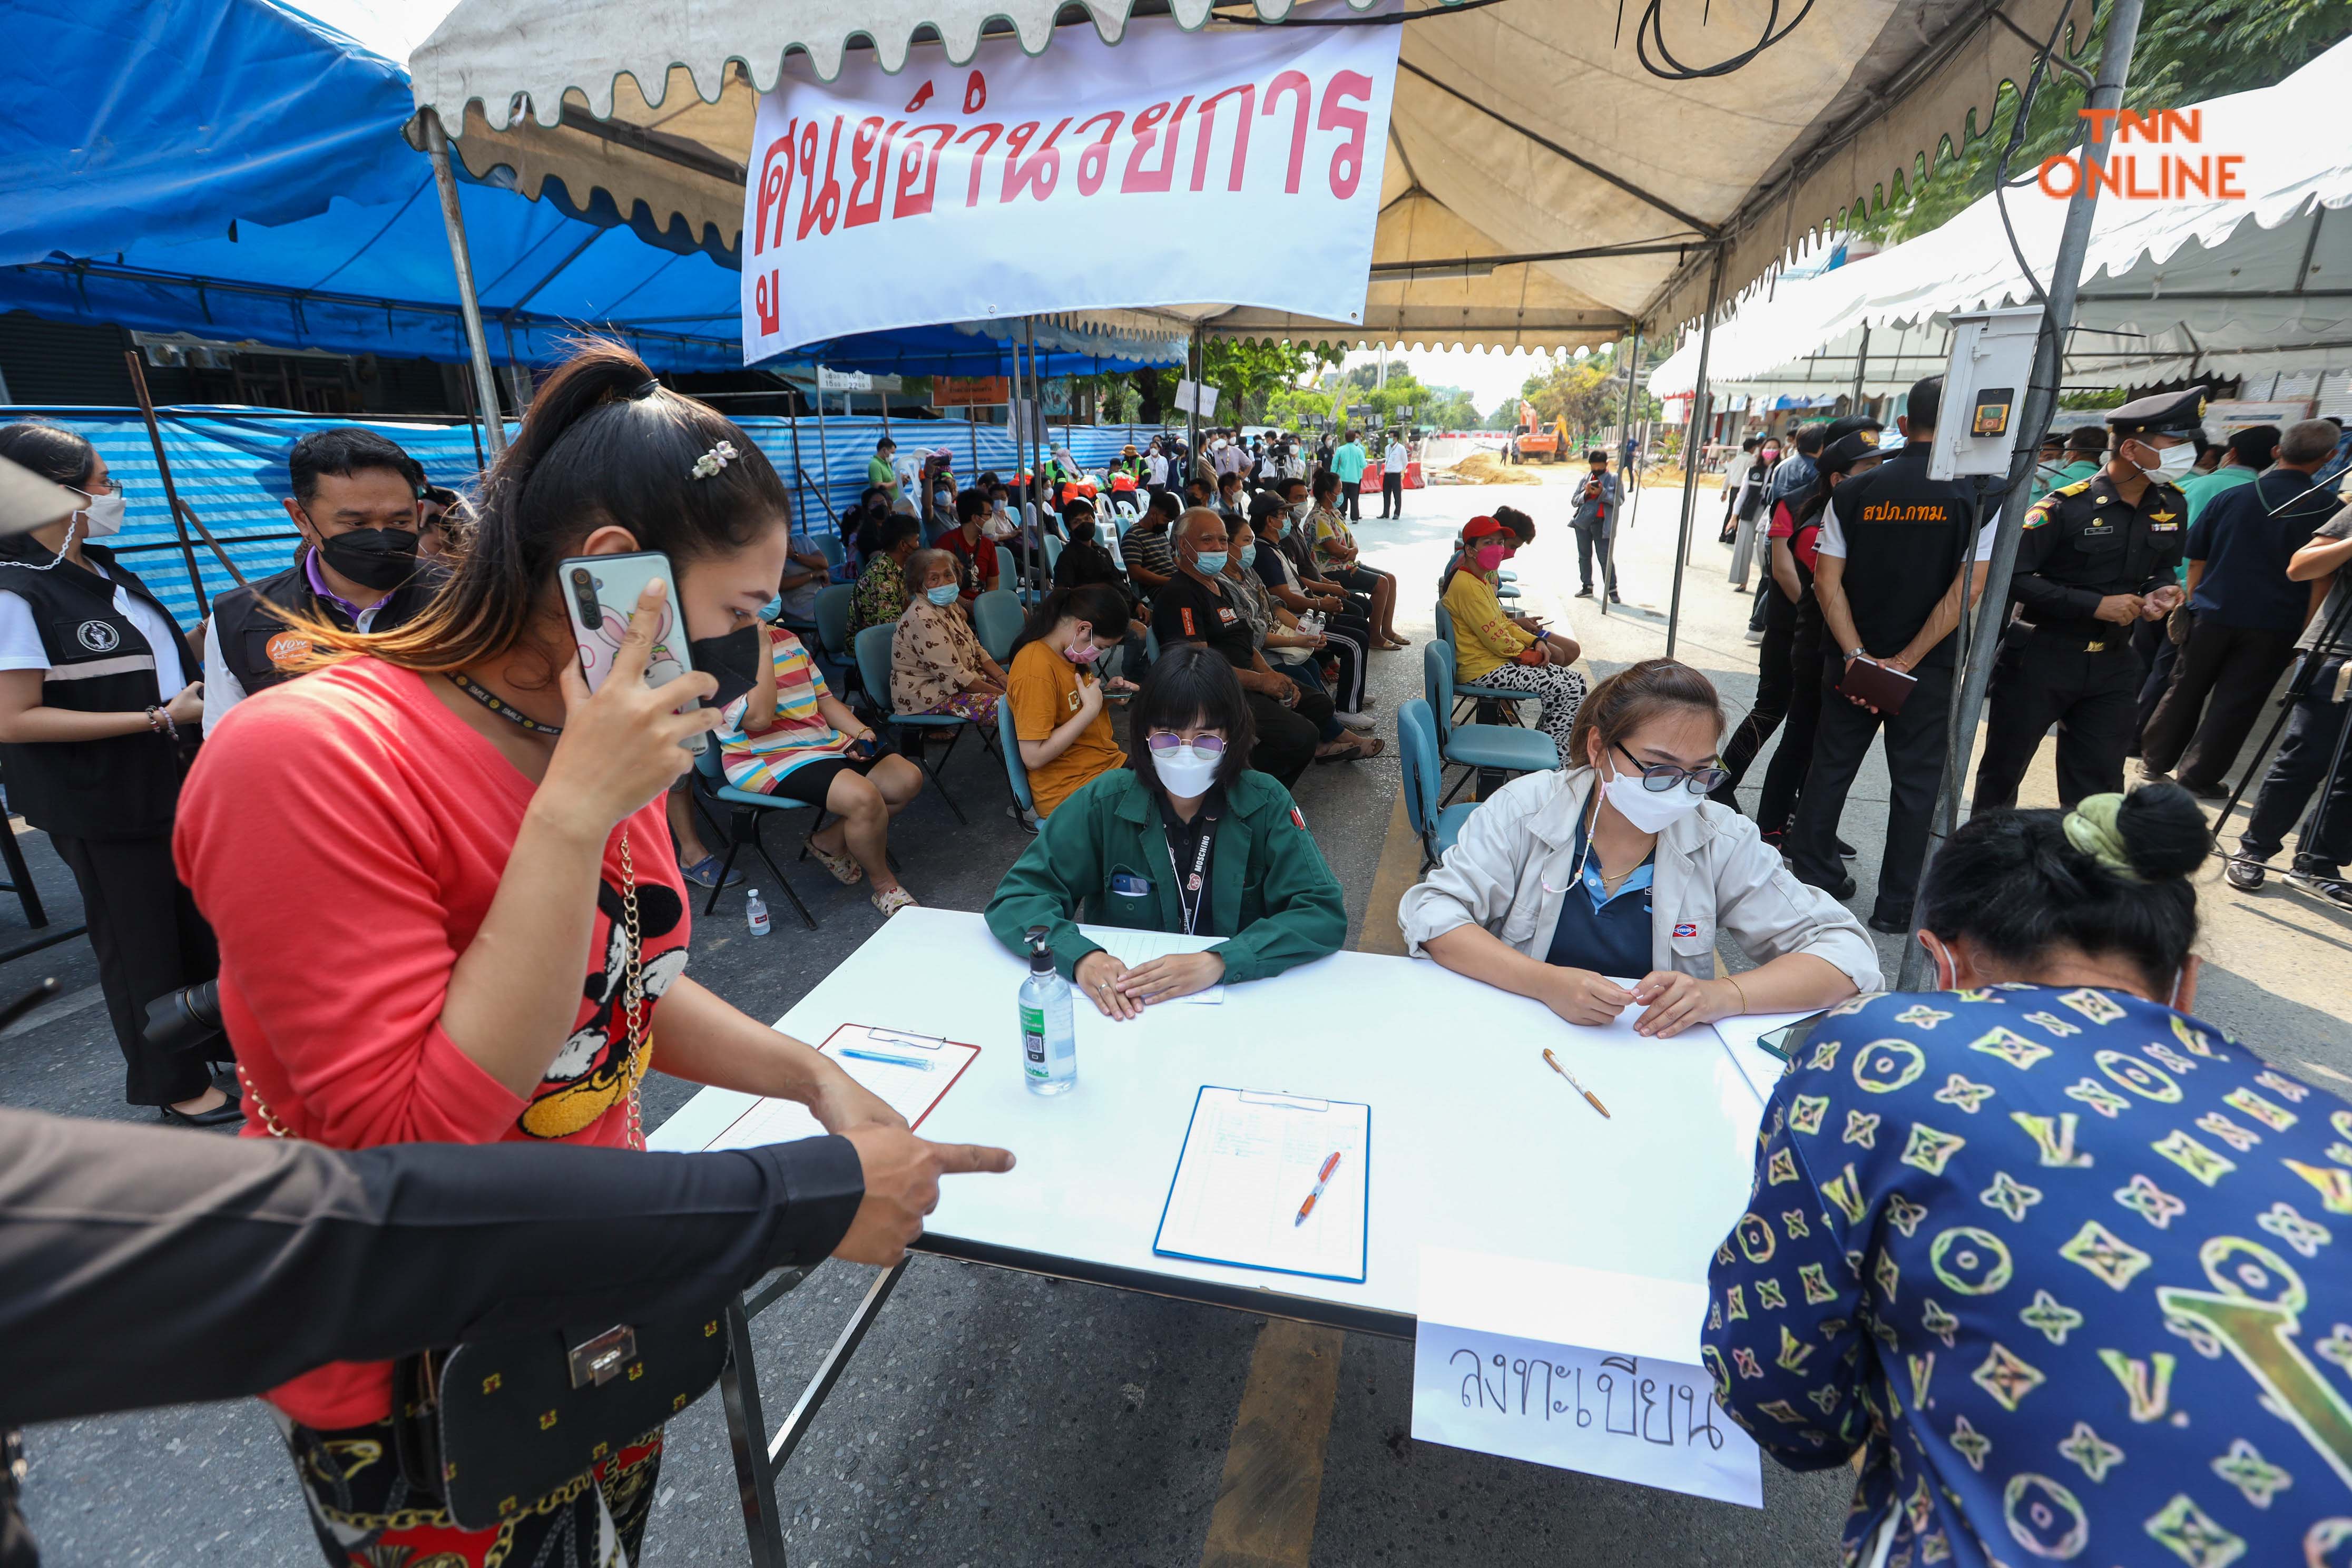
[264, 631, 312, 668]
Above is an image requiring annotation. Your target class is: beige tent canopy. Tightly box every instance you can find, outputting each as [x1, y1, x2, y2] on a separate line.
[408, 0, 2091, 355]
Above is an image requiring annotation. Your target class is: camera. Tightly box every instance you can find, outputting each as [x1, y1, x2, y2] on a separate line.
[142, 979, 223, 1060]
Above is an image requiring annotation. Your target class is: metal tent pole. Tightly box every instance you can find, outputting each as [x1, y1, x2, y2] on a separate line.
[1665, 248, 1728, 660]
[1187, 326, 1202, 484]
[122, 352, 212, 613]
[420, 109, 507, 461]
[1022, 319, 1040, 593]
[1604, 326, 1642, 620]
[812, 378, 832, 522]
[1895, 0, 2148, 989]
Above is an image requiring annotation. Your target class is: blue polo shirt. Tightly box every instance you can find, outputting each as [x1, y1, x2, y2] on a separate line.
[1544, 811, 1654, 977]
[2185, 468, 2338, 632]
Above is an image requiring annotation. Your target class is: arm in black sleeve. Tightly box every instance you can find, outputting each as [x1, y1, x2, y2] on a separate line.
[0, 1107, 862, 1425]
[2006, 499, 2104, 622]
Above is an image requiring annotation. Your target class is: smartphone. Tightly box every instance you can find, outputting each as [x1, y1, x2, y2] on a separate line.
[559, 551, 704, 748]
[1756, 1012, 1828, 1062]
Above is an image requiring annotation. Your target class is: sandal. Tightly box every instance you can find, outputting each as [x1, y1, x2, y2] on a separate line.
[805, 836, 863, 885]
[871, 886, 920, 918]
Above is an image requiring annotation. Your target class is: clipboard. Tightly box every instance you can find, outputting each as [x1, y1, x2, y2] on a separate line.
[1151, 1086, 1370, 1283]
[703, 1024, 981, 1151]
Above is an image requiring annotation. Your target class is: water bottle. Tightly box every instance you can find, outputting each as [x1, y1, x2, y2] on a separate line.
[746, 890, 771, 936]
[1018, 926, 1076, 1095]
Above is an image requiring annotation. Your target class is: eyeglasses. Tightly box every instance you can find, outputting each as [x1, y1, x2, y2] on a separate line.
[73, 478, 123, 497]
[1615, 741, 1729, 796]
[1147, 731, 1227, 757]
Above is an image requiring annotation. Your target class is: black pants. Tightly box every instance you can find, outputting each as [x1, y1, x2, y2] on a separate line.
[2141, 617, 2300, 790]
[2130, 619, 2176, 753]
[1574, 526, 1618, 595]
[1380, 472, 1404, 517]
[1788, 657, 1955, 920]
[1755, 600, 1828, 835]
[2242, 654, 2352, 870]
[1246, 686, 1330, 787]
[1716, 588, 1798, 805]
[1973, 631, 2144, 812]
[49, 831, 220, 1106]
[1341, 481, 1361, 521]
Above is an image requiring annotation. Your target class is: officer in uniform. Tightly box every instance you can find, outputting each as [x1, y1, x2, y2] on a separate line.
[1787, 377, 1991, 933]
[204, 428, 444, 732]
[1969, 388, 2201, 814]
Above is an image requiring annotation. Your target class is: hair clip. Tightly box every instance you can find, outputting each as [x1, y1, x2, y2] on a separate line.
[690, 440, 739, 480]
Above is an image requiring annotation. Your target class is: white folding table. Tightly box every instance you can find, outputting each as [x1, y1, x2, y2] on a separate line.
[651, 906, 1778, 1564]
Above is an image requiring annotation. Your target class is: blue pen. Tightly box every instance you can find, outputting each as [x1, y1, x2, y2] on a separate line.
[839, 1046, 934, 1071]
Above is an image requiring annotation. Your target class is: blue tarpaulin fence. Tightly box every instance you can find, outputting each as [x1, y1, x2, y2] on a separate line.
[15, 408, 1177, 625]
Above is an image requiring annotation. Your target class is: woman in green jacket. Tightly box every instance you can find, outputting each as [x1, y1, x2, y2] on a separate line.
[985, 644, 1346, 1018]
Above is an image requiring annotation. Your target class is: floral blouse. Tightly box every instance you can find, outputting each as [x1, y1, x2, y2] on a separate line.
[890, 597, 989, 715]
[850, 552, 906, 636]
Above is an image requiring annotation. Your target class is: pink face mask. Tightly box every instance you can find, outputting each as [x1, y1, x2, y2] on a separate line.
[1065, 641, 1103, 665]
[1473, 543, 1506, 572]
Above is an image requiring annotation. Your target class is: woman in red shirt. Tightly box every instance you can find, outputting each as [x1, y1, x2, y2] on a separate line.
[175, 341, 1005, 1568]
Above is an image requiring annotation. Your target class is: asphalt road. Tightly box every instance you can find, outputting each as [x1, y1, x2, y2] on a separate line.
[7, 460, 2346, 1567]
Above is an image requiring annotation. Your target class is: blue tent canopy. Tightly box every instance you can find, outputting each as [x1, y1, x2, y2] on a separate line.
[2, 0, 1181, 377]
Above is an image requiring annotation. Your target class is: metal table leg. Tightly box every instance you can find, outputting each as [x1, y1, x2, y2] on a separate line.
[719, 1259, 909, 1565]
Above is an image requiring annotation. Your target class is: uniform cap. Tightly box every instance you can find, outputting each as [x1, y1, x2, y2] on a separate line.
[2108, 386, 2208, 439]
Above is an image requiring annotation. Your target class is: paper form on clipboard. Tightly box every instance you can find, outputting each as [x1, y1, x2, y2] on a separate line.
[703, 1024, 981, 1150]
[1151, 1086, 1369, 1282]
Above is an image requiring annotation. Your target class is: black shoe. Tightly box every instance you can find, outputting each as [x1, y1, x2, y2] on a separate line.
[2180, 777, 2232, 801]
[1575, 587, 1594, 599]
[2224, 857, 2267, 892]
[1805, 871, 1857, 900]
[1868, 909, 1913, 936]
[1836, 837, 1857, 860]
[160, 1091, 243, 1130]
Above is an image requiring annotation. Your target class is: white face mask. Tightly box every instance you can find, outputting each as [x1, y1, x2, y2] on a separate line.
[76, 489, 125, 538]
[1599, 756, 1706, 834]
[2135, 440, 2196, 481]
[1153, 743, 1221, 798]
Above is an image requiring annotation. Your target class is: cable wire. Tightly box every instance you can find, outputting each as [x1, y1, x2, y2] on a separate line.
[1624, 0, 1819, 82]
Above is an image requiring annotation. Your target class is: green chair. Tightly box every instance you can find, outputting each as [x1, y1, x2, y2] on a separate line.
[1422, 640, 1557, 803]
[687, 741, 818, 927]
[999, 694, 1040, 828]
[1398, 699, 1476, 870]
[811, 583, 861, 700]
[854, 623, 986, 826]
[972, 589, 1024, 665]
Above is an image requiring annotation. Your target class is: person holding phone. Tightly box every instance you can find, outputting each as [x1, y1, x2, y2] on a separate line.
[175, 340, 1009, 1568]
[1400, 660, 1876, 1036]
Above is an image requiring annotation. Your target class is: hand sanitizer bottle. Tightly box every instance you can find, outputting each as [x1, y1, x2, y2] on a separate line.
[746, 890, 771, 936]
[1018, 926, 1076, 1095]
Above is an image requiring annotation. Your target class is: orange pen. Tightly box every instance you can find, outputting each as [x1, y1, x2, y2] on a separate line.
[1543, 1048, 1611, 1119]
[1294, 1151, 1342, 1226]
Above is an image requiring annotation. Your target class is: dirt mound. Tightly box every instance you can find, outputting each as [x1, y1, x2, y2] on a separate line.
[1429, 451, 1540, 486]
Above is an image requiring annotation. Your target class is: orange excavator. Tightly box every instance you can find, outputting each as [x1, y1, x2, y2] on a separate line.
[1512, 401, 1572, 463]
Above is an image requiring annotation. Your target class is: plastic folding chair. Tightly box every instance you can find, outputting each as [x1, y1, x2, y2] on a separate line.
[1041, 533, 1064, 576]
[1398, 699, 1476, 870]
[972, 589, 1025, 665]
[817, 531, 848, 578]
[998, 693, 1041, 828]
[1433, 601, 1530, 727]
[1422, 641, 1557, 805]
[854, 624, 985, 826]
[811, 584, 862, 700]
[687, 742, 819, 928]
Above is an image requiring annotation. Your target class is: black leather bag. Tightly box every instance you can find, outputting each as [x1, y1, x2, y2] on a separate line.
[391, 1316, 731, 1530]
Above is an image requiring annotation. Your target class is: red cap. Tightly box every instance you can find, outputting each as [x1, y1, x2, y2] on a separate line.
[1462, 515, 1506, 539]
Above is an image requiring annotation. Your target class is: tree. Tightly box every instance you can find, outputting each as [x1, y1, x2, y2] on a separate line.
[1200, 340, 1329, 425]
[1859, 0, 2346, 241]
[1516, 344, 1659, 444]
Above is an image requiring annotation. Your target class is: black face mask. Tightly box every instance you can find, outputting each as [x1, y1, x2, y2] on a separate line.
[687, 624, 765, 712]
[312, 522, 421, 591]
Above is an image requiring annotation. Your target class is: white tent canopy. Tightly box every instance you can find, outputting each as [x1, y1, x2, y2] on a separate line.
[408, 0, 2089, 353]
[1650, 36, 2352, 401]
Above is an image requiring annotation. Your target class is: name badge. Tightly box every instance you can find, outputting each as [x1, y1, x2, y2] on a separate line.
[1110, 871, 1152, 898]
[1216, 607, 1239, 625]
[1673, 923, 1699, 938]
[2150, 522, 2179, 532]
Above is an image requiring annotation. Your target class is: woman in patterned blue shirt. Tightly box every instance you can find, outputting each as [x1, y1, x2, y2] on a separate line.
[1707, 782, 2351, 1568]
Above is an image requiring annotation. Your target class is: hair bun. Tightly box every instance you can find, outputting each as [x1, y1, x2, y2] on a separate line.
[2115, 782, 2209, 881]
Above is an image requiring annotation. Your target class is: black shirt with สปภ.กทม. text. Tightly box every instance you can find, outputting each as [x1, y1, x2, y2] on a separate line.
[1150, 570, 1258, 671]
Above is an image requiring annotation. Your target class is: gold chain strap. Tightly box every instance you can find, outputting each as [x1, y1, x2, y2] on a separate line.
[240, 827, 653, 1150]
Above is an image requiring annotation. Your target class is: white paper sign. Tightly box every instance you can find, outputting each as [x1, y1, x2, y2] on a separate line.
[741, 4, 1399, 357]
[1412, 1247, 1762, 1508]
[1174, 378, 1220, 417]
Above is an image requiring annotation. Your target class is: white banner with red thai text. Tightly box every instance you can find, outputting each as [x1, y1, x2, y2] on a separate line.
[740, 5, 1399, 360]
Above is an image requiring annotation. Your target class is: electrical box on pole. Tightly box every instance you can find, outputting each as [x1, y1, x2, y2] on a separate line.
[1927, 306, 2043, 481]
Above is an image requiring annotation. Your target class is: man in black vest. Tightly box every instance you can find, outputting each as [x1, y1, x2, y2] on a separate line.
[203, 429, 444, 732]
[1788, 375, 1993, 933]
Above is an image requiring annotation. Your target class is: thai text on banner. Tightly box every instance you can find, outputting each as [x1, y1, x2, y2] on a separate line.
[740, 4, 1399, 359]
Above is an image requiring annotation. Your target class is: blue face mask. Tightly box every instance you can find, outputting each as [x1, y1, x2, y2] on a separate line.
[1238, 543, 1258, 569]
[925, 583, 959, 607]
[759, 595, 783, 622]
[1194, 551, 1229, 575]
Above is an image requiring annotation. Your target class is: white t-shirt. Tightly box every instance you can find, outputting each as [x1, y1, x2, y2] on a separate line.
[0, 565, 187, 698]
[1385, 440, 1408, 469]
[1146, 453, 1169, 487]
[1815, 497, 1997, 563]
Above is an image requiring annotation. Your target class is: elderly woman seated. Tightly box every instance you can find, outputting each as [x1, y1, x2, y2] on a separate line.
[890, 546, 1007, 728]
